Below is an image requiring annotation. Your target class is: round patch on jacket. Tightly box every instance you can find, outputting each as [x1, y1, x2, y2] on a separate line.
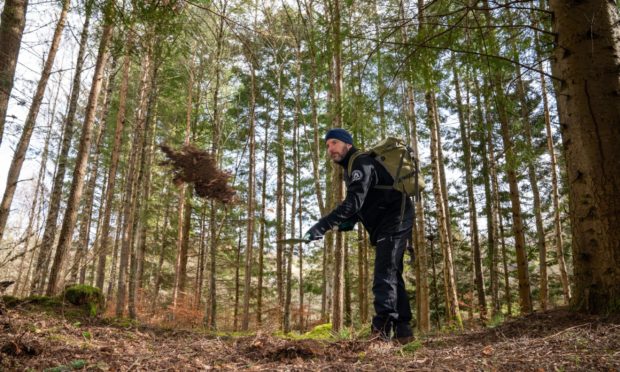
[351, 170, 363, 182]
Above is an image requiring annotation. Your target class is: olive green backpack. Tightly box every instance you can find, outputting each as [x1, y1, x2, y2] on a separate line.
[348, 137, 424, 196]
[348, 137, 424, 223]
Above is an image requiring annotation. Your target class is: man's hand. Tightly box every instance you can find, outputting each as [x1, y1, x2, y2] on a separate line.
[336, 220, 356, 232]
[304, 221, 329, 241]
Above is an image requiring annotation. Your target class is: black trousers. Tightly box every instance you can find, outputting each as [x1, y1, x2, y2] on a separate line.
[371, 229, 413, 338]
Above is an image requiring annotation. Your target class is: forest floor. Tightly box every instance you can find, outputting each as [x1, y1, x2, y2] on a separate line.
[1, 299, 619, 371]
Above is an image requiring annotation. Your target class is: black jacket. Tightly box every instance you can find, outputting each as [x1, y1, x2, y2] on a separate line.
[316, 147, 414, 245]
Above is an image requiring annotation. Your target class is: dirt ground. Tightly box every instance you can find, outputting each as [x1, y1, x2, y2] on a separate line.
[1, 303, 619, 371]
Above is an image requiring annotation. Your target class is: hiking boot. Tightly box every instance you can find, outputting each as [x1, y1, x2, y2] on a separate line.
[368, 328, 391, 343]
[392, 321, 414, 345]
[394, 335, 414, 345]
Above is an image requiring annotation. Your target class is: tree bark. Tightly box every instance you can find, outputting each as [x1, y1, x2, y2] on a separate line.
[299, 0, 326, 216]
[241, 55, 256, 331]
[399, 0, 429, 332]
[46, 1, 114, 295]
[205, 0, 227, 330]
[234, 232, 241, 331]
[13, 86, 56, 295]
[256, 110, 269, 327]
[71, 50, 113, 285]
[127, 41, 153, 319]
[275, 59, 285, 327]
[427, 90, 462, 327]
[0, 0, 69, 248]
[514, 67, 548, 311]
[0, 0, 28, 145]
[549, 0, 620, 314]
[116, 34, 150, 317]
[453, 61, 486, 318]
[474, 76, 500, 315]
[329, 0, 345, 333]
[173, 48, 195, 310]
[96, 28, 131, 291]
[151, 198, 171, 313]
[542, 72, 572, 306]
[34, 1, 95, 289]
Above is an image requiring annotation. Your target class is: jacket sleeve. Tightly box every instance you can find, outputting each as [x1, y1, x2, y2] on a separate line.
[317, 157, 375, 230]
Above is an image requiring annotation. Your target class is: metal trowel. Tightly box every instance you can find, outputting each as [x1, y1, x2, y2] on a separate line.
[276, 238, 311, 244]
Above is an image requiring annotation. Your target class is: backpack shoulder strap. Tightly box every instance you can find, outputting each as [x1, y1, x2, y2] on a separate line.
[347, 150, 367, 176]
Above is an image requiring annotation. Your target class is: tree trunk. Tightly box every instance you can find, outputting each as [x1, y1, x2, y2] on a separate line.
[549, 0, 620, 314]
[329, 0, 345, 333]
[234, 232, 241, 331]
[136, 62, 159, 293]
[515, 68, 548, 311]
[96, 28, 131, 291]
[0, 0, 28, 145]
[284, 63, 301, 334]
[542, 72, 572, 306]
[151, 199, 171, 313]
[205, 1, 227, 330]
[194, 204, 207, 308]
[298, 160, 304, 330]
[127, 42, 153, 319]
[398, 0, 429, 332]
[357, 225, 367, 323]
[13, 89, 56, 295]
[275, 59, 286, 327]
[173, 48, 195, 310]
[71, 51, 113, 285]
[426, 90, 462, 327]
[256, 112, 269, 327]
[474, 76, 500, 315]
[453, 61, 486, 318]
[496, 92, 533, 314]
[46, 1, 114, 295]
[241, 56, 256, 331]
[300, 0, 326, 216]
[0, 0, 68, 247]
[498, 202, 512, 315]
[106, 206, 124, 300]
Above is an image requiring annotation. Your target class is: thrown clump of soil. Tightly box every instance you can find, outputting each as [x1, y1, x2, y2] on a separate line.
[1, 338, 41, 357]
[241, 334, 325, 361]
[160, 144, 235, 203]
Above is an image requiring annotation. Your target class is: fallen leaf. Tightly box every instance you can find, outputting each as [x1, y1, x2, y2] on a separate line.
[482, 345, 494, 356]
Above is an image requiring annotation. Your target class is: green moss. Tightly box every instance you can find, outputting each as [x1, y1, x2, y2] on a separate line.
[25, 295, 63, 307]
[62, 285, 104, 317]
[298, 323, 334, 340]
[1, 295, 20, 307]
[397, 339, 423, 355]
[43, 359, 86, 371]
[486, 312, 505, 328]
[104, 317, 140, 328]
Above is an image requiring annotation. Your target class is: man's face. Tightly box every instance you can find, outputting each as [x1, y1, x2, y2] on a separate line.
[326, 138, 352, 162]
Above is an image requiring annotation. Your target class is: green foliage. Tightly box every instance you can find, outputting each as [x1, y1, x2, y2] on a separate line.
[104, 317, 140, 329]
[487, 312, 506, 328]
[298, 323, 333, 340]
[62, 285, 105, 317]
[43, 359, 87, 372]
[24, 295, 64, 308]
[1, 295, 20, 307]
[398, 339, 423, 355]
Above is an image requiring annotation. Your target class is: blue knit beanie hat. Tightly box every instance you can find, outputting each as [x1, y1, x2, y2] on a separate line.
[324, 128, 353, 145]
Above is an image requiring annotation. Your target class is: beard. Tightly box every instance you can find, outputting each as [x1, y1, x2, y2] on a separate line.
[329, 148, 348, 162]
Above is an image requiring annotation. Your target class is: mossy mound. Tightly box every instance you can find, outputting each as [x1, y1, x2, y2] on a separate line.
[62, 285, 104, 317]
[1, 295, 20, 307]
[300, 323, 333, 340]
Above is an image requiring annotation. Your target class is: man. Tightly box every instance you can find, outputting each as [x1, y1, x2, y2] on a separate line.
[303, 128, 414, 344]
